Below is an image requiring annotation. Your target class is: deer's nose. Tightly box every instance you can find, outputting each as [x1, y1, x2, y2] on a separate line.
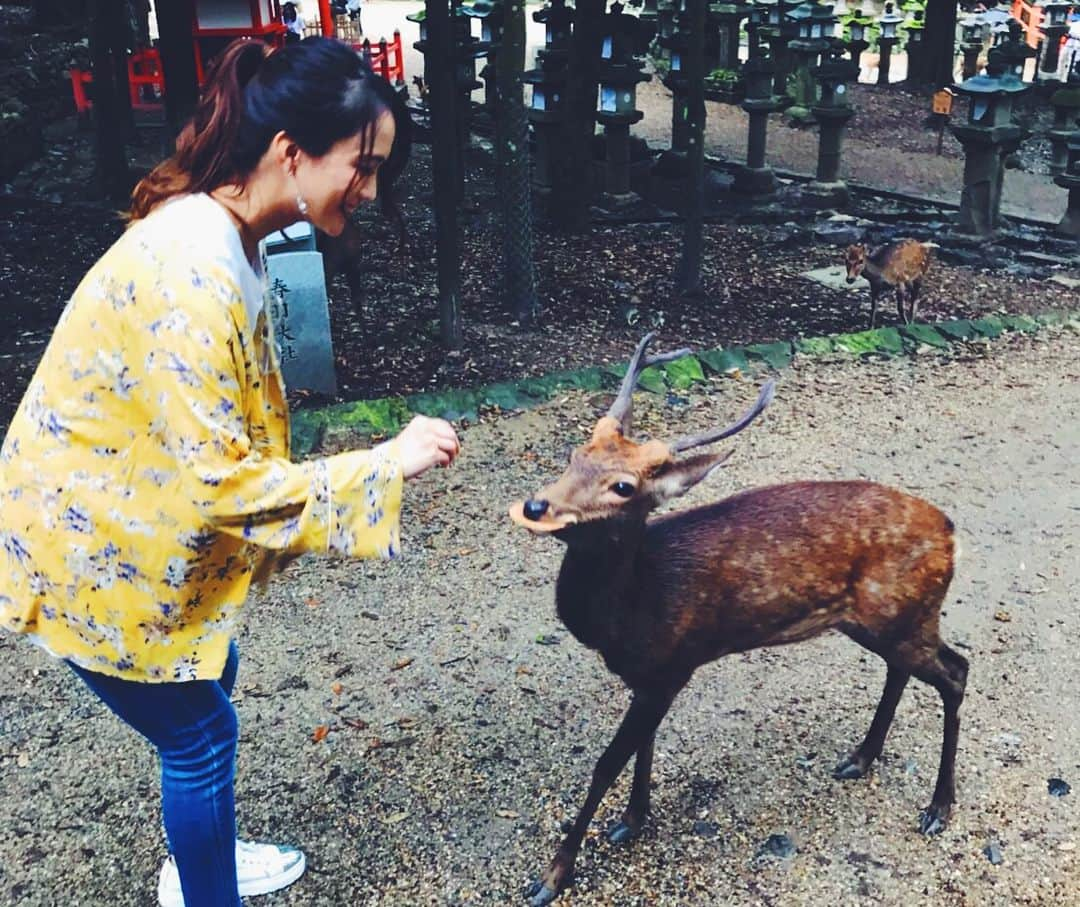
[523, 499, 549, 521]
[845, 275, 856, 284]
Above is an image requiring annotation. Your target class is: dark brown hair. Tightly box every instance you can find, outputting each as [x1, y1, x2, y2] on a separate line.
[130, 37, 411, 222]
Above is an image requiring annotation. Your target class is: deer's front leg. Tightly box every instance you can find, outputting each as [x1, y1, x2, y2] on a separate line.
[608, 733, 655, 844]
[524, 690, 675, 906]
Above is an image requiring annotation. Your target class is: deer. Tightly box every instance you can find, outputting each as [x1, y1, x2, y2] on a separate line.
[844, 238, 937, 329]
[509, 335, 967, 906]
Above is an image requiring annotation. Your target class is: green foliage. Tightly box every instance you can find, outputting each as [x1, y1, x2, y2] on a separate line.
[794, 336, 834, 356]
[698, 347, 749, 375]
[706, 67, 741, 84]
[970, 315, 1006, 338]
[900, 324, 949, 348]
[833, 328, 904, 355]
[664, 355, 706, 389]
[744, 341, 794, 371]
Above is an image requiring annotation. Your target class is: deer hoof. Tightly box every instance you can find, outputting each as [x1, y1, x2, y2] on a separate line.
[523, 881, 559, 906]
[832, 756, 868, 780]
[607, 820, 641, 844]
[917, 804, 950, 836]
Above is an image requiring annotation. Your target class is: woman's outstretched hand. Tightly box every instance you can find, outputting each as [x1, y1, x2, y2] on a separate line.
[394, 415, 461, 480]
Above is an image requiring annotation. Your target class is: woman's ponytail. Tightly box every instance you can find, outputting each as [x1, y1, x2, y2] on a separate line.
[129, 41, 270, 221]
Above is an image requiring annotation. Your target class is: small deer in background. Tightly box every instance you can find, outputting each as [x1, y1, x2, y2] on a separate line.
[844, 238, 937, 328]
[510, 334, 967, 906]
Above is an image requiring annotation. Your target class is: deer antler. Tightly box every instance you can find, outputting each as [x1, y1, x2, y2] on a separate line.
[607, 333, 693, 434]
[668, 379, 776, 453]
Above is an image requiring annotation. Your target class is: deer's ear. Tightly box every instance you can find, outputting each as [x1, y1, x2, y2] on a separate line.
[649, 450, 734, 503]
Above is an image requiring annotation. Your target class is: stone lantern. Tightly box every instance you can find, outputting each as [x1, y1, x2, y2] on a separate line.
[736, 53, 786, 194]
[533, 0, 575, 65]
[804, 43, 860, 205]
[902, 9, 926, 82]
[787, 1, 838, 123]
[1048, 85, 1080, 176]
[462, 0, 501, 114]
[596, 1, 652, 207]
[747, 2, 766, 57]
[658, 0, 678, 39]
[523, 61, 568, 198]
[708, 1, 754, 75]
[758, 0, 798, 100]
[1040, 1, 1072, 82]
[659, 0, 692, 151]
[950, 72, 1030, 236]
[1054, 128, 1080, 236]
[960, 14, 986, 80]
[842, 8, 873, 67]
[987, 19, 1035, 81]
[525, 0, 574, 200]
[876, 1, 903, 85]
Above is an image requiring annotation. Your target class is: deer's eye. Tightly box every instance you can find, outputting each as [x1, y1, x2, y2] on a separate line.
[611, 481, 635, 498]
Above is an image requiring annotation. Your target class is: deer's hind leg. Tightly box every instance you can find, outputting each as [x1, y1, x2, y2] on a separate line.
[833, 663, 911, 780]
[908, 642, 968, 835]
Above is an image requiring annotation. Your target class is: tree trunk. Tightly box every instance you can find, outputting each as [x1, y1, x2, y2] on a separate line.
[88, 0, 131, 202]
[155, 0, 200, 139]
[548, 0, 604, 232]
[675, 0, 706, 292]
[923, 0, 958, 89]
[428, 0, 463, 347]
[495, 0, 539, 324]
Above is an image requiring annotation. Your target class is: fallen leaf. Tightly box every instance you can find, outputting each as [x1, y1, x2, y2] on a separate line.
[331, 682, 344, 696]
[994, 610, 1012, 623]
[495, 809, 520, 819]
[306, 596, 320, 609]
[311, 725, 330, 743]
[392, 657, 414, 671]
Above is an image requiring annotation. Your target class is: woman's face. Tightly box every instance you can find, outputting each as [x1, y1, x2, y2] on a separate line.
[295, 111, 396, 237]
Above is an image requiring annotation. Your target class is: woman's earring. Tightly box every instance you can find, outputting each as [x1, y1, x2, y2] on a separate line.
[296, 194, 309, 217]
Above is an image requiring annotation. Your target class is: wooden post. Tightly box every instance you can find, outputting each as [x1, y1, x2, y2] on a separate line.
[676, 0, 706, 292]
[318, 0, 334, 36]
[427, 0, 463, 347]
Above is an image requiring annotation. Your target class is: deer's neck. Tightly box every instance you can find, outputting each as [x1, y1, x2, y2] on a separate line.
[862, 258, 886, 285]
[556, 523, 653, 672]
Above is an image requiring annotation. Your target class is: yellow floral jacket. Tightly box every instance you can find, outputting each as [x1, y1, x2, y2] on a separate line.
[0, 194, 402, 682]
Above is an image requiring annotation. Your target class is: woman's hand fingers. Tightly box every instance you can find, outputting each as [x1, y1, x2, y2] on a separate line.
[397, 416, 461, 479]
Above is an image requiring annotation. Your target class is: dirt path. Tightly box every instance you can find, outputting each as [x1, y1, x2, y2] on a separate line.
[2, 327, 1079, 906]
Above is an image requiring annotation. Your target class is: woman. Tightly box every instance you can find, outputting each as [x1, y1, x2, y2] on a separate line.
[0, 38, 459, 906]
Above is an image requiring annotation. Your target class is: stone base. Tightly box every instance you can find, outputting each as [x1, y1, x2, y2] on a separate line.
[1057, 206, 1080, 238]
[597, 191, 644, 213]
[802, 180, 850, 208]
[734, 165, 776, 196]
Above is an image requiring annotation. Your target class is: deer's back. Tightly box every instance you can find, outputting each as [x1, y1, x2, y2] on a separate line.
[642, 480, 955, 659]
[871, 239, 932, 285]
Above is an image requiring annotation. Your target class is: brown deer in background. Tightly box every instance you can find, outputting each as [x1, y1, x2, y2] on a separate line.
[510, 335, 968, 906]
[844, 238, 937, 328]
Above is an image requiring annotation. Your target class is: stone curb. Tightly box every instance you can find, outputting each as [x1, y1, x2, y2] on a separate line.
[291, 309, 1080, 457]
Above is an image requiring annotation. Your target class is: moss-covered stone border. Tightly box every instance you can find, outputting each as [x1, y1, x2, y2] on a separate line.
[291, 310, 1080, 457]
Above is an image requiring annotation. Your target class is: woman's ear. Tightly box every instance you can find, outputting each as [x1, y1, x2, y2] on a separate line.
[268, 131, 301, 174]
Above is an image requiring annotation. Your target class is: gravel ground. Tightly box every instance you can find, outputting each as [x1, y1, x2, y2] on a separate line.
[2, 326, 1079, 906]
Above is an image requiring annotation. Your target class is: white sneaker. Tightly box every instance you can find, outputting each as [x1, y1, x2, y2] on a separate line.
[157, 839, 307, 906]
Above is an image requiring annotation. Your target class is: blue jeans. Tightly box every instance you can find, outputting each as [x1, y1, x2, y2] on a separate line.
[68, 642, 242, 907]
